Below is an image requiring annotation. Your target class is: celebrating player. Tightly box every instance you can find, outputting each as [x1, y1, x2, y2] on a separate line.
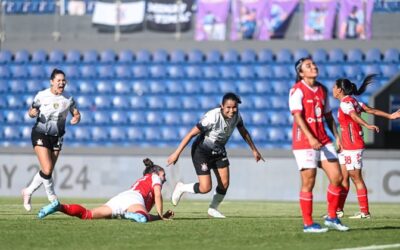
[289, 57, 349, 233]
[332, 74, 400, 219]
[167, 92, 264, 218]
[22, 68, 81, 212]
[37, 158, 174, 222]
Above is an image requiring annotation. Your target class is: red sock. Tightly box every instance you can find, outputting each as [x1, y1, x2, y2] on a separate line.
[300, 192, 313, 226]
[60, 204, 93, 220]
[357, 189, 369, 214]
[337, 186, 349, 211]
[327, 184, 342, 218]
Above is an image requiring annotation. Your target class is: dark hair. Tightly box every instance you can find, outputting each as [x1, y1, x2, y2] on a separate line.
[335, 74, 376, 96]
[142, 158, 164, 176]
[50, 68, 65, 80]
[294, 56, 313, 82]
[222, 92, 242, 105]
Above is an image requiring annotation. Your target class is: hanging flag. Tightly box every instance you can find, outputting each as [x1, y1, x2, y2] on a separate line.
[92, 0, 145, 32]
[338, 0, 374, 40]
[230, 0, 269, 40]
[303, 0, 337, 40]
[195, 0, 230, 41]
[146, 0, 194, 32]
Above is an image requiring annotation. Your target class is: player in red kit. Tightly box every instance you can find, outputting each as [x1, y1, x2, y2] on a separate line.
[36, 158, 174, 223]
[289, 57, 349, 233]
[332, 75, 400, 219]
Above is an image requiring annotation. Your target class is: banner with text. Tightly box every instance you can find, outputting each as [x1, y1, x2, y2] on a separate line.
[195, 0, 230, 41]
[146, 0, 194, 32]
[338, 0, 374, 40]
[266, 0, 299, 39]
[303, 0, 337, 40]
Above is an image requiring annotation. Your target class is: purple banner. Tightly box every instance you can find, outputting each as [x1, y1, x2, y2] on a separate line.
[303, 0, 337, 41]
[338, 0, 374, 40]
[230, 0, 269, 40]
[266, 0, 299, 39]
[195, 0, 230, 41]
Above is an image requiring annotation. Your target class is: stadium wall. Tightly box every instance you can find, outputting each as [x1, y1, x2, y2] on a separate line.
[1, 148, 399, 203]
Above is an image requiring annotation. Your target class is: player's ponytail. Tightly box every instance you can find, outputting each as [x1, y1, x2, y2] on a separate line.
[335, 74, 376, 96]
[142, 158, 164, 175]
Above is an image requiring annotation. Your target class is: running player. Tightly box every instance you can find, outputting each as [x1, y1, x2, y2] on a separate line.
[289, 57, 349, 233]
[22, 68, 81, 212]
[332, 75, 400, 219]
[37, 158, 174, 222]
[167, 92, 264, 218]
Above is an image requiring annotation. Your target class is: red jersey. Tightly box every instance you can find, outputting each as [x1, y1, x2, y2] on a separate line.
[338, 95, 366, 150]
[130, 173, 162, 211]
[289, 80, 332, 149]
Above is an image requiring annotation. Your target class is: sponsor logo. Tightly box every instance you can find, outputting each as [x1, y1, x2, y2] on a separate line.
[36, 139, 43, 146]
[201, 163, 208, 172]
[53, 103, 59, 109]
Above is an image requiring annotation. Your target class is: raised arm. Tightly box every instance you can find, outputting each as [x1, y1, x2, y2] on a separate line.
[167, 126, 201, 166]
[237, 125, 264, 162]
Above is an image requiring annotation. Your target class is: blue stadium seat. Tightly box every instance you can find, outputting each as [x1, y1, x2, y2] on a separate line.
[83, 50, 99, 64]
[237, 66, 255, 79]
[267, 127, 286, 142]
[251, 111, 268, 125]
[144, 126, 162, 140]
[78, 110, 94, 125]
[114, 80, 130, 94]
[96, 80, 113, 94]
[31, 49, 47, 64]
[118, 49, 134, 64]
[163, 111, 181, 125]
[248, 127, 267, 142]
[98, 65, 115, 79]
[236, 80, 254, 94]
[344, 65, 362, 78]
[100, 49, 116, 64]
[381, 64, 399, 78]
[0, 50, 12, 64]
[94, 95, 112, 109]
[65, 50, 81, 64]
[132, 65, 149, 78]
[91, 127, 108, 141]
[0, 97, 6, 109]
[293, 48, 310, 61]
[153, 49, 169, 63]
[76, 95, 93, 109]
[126, 127, 144, 141]
[150, 65, 167, 78]
[329, 48, 345, 63]
[383, 48, 400, 63]
[14, 50, 30, 64]
[149, 80, 167, 94]
[146, 111, 163, 125]
[128, 111, 145, 124]
[257, 49, 274, 63]
[115, 65, 132, 79]
[237, 96, 252, 110]
[272, 80, 289, 94]
[253, 96, 270, 109]
[273, 65, 292, 79]
[187, 49, 204, 63]
[4, 110, 23, 124]
[347, 49, 364, 63]
[93, 111, 110, 125]
[240, 49, 257, 63]
[136, 50, 152, 63]
[206, 50, 222, 64]
[112, 96, 129, 109]
[312, 48, 328, 63]
[80, 65, 97, 78]
[316, 65, 328, 78]
[0, 66, 11, 79]
[269, 111, 287, 125]
[365, 48, 382, 63]
[219, 80, 237, 93]
[48, 50, 64, 63]
[183, 80, 201, 94]
[181, 96, 200, 109]
[11, 65, 29, 78]
[167, 65, 185, 78]
[77, 80, 94, 94]
[20, 126, 31, 140]
[255, 65, 274, 79]
[160, 126, 179, 141]
[64, 65, 80, 79]
[276, 49, 293, 64]
[220, 66, 237, 79]
[3, 126, 20, 140]
[170, 50, 186, 63]
[185, 66, 202, 78]
[73, 127, 91, 141]
[181, 112, 198, 125]
[147, 96, 165, 109]
[109, 126, 126, 141]
[66, 81, 78, 93]
[203, 66, 220, 79]
[166, 80, 183, 94]
[28, 65, 46, 79]
[8, 80, 25, 93]
[0, 80, 7, 93]
[326, 65, 345, 78]
[132, 81, 149, 95]
[223, 49, 240, 64]
[111, 111, 128, 124]
[362, 64, 381, 76]
[270, 96, 287, 109]
[201, 80, 219, 94]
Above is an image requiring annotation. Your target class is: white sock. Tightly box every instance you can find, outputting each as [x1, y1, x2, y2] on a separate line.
[25, 172, 43, 194]
[209, 192, 225, 209]
[180, 183, 196, 194]
[42, 177, 57, 202]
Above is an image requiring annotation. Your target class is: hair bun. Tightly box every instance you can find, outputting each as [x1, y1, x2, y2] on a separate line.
[143, 158, 154, 168]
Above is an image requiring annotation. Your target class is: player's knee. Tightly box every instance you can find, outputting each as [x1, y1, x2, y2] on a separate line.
[219, 181, 229, 191]
[199, 184, 212, 194]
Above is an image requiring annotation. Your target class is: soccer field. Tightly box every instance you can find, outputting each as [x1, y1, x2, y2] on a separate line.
[1, 198, 399, 250]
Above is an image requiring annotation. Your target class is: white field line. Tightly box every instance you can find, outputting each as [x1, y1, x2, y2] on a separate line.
[334, 243, 400, 250]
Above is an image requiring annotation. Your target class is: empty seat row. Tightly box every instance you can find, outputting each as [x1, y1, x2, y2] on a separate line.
[1, 48, 399, 65]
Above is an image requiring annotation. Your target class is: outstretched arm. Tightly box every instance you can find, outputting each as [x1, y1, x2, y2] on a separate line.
[349, 111, 379, 132]
[363, 105, 400, 120]
[149, 185, 174, 221]
[167, 126, 201, 166]
[237, 126, 264, 162]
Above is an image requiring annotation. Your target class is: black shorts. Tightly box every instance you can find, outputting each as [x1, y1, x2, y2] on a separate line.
[191, 144, 230, 176]
[31, 130, 64, 151]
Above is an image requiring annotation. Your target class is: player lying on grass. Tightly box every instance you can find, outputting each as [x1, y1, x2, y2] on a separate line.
[37, 158, 174, 223]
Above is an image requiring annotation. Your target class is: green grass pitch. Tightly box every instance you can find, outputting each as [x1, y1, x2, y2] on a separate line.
[1, 197, 399, 250]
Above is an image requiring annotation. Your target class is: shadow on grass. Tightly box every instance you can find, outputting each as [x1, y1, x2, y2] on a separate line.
[350, 226, 400, 231]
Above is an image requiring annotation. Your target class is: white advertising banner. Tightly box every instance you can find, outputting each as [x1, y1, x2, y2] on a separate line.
[0, 154, 399, 203]
[92, 1, 145, 26]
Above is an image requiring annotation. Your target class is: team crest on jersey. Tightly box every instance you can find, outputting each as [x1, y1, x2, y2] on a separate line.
[53, 103, 59, 109]
[201, 163, 208, 172]
[36, 139, 43, 146]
